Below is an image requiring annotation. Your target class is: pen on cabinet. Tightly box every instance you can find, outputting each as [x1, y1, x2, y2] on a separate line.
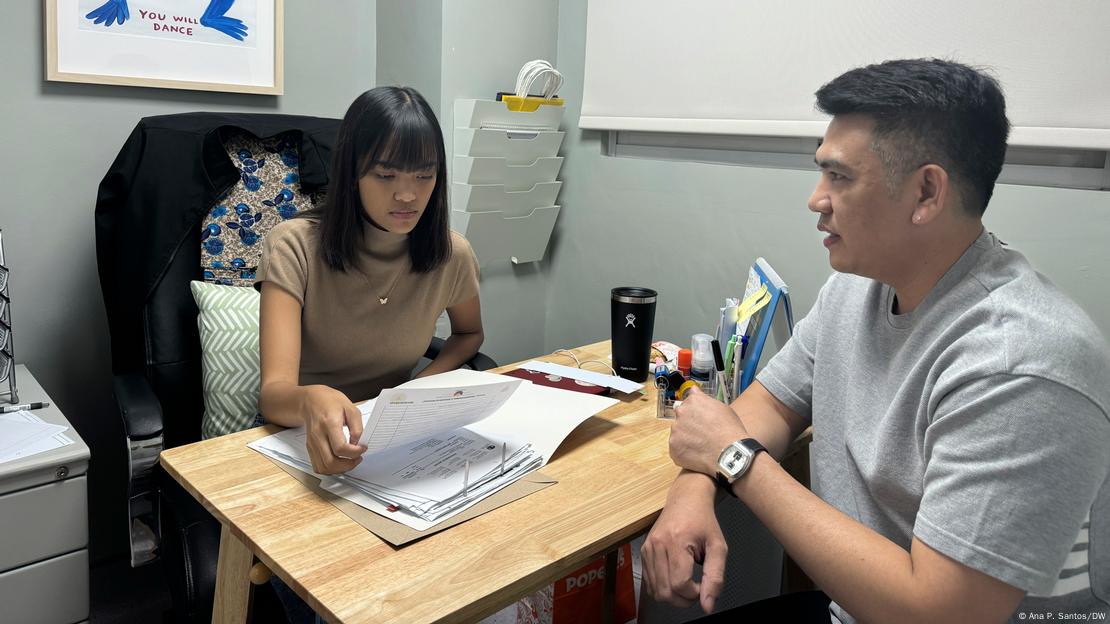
[0, 401, 50, 413]
[711, 339, 730, 403]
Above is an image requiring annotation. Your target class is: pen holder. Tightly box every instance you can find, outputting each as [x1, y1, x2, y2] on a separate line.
[655, 386, 677, 419]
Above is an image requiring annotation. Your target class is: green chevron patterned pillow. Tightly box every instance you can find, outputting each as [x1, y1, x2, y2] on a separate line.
[190, 281, 261, 439]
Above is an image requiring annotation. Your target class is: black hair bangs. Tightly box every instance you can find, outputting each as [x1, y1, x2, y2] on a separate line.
[316, 85, 451, 274]
[359, 105, 441, 174]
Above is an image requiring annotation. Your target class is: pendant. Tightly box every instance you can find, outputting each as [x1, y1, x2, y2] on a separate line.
[379, 297, 388, 305]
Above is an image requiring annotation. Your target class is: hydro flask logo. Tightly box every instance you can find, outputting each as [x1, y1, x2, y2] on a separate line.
[625, 313, 636, 328]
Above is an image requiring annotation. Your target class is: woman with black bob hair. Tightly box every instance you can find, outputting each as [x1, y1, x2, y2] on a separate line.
[255, 86, 484, 477]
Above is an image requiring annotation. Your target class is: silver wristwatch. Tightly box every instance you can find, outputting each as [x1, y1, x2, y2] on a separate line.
[715, 438, 767, 494]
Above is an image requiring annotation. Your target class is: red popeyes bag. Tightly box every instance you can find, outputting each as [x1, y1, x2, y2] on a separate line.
[515, 543, 636, 624]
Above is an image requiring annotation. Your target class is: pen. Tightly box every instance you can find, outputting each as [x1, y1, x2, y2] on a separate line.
[654, 358, 668, 388]
[1, 401, 50, 413]
[723, 336, 736, 381]
[711, 339, 730, 403]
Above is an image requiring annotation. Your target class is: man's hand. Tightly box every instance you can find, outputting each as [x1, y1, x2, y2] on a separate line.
[641, 473, 728, 614]
[670, 387, 748, 477]
[301, 385, 367, 474]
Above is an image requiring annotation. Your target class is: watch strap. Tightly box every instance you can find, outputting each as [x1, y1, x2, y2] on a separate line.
[738, 438, 767, 456]
[716, 472, 739, 497]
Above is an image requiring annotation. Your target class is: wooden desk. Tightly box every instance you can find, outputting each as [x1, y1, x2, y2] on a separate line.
[160, 340, 679, 624]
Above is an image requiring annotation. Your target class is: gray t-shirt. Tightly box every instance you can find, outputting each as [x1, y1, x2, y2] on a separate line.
[758, 230, 1110, 623]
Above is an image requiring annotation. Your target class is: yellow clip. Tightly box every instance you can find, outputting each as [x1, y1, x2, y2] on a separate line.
[502, 96, 565, 112]
[737, 285, 771, 323]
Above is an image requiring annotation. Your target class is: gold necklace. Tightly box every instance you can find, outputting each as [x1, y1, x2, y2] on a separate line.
[355, 263, 406, 305]
[356, 215, 409, 304]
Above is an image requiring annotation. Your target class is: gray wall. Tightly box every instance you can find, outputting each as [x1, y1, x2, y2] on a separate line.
[441, 0, 559, 365]
[377, 0, 559, 366]
[0, 1, 375, 562]
[8, 0, 1109, 569]
[376, 0, 441, 117]
[545, 0, 1110, 356]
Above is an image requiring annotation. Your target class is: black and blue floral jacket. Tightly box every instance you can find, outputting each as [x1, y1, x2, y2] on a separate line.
[94, 112, 340, 373]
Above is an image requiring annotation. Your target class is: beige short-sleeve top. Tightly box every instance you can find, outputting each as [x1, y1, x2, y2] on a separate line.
[255, 217, 480, 402]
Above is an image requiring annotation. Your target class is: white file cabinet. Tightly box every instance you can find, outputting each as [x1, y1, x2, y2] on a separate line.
[0, 365, 90, 624]
[452, 99, 565, 266]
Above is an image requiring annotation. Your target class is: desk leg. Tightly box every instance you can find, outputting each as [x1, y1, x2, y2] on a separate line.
[602, 549, 618, 624]
[213, 524, 254, 623]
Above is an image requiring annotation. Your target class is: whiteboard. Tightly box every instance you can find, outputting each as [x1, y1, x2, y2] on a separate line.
[581, 1, 1110, 149]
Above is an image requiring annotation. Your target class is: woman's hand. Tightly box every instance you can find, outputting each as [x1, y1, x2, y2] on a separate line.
[300, 385, 367, 474]
[260, 282, 365, 474]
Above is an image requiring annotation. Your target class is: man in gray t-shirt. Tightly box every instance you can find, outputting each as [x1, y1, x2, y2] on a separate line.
[641, 59, 1110, 623]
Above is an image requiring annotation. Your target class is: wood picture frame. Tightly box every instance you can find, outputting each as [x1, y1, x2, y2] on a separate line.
[45, 0, 284, 95]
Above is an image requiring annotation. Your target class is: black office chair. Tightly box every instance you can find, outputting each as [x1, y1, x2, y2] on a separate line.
[108, 229, 496, 622]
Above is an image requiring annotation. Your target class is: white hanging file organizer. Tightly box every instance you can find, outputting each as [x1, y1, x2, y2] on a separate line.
[451, 98, 564, 266]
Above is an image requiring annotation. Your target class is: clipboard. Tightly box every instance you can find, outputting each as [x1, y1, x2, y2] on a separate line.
[266, 457, 557, 546]
[733, 257, 795, 397]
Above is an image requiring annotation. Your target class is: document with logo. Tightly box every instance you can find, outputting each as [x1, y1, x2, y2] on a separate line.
[249, 369, 618, 532]
[357, 378, 521, 453]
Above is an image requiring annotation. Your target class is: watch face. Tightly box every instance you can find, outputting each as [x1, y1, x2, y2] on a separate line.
[719, 446, 750, 479]
[719, 439, 766, 483]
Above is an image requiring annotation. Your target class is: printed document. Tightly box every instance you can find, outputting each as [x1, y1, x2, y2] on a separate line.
[357, 378, 521, 452]
[0, 412, 74, 465]
[249, 369, 617, 530]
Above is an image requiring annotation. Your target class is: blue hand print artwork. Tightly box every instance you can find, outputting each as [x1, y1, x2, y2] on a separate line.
[56, 0, 276, 95]
[78, 0, 255, 45]
[85, 0, 130, 27]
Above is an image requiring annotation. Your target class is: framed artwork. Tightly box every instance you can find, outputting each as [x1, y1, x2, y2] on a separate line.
[45, 0, 283, 95]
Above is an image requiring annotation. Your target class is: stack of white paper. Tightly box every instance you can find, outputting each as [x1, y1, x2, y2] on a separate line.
[249, 369, 618, 530]
[327, 429, 541, 523]
[0, 411, 74, 464]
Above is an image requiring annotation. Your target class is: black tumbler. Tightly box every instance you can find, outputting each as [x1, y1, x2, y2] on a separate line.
[611, 287, 657, 382]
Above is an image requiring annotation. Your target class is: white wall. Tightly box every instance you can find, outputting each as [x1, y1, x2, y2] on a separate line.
[0, 0, 376, 562]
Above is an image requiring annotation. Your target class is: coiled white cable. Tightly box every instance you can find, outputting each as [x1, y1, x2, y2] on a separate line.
[514, 59, 563, 99]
